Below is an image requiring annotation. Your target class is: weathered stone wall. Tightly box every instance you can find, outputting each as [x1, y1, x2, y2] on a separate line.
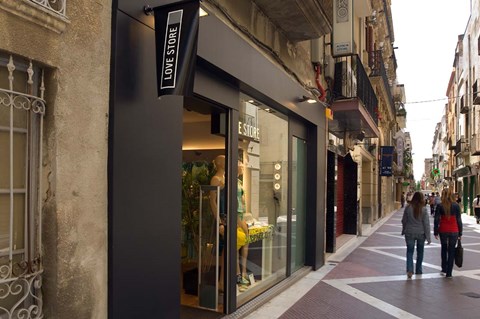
[0, 0, 111, 318]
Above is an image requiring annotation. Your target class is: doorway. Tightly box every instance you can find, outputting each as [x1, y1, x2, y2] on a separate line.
[288, 119, 308, 274]
[290, 136, 307, 273]
[181, 100, 227, 315]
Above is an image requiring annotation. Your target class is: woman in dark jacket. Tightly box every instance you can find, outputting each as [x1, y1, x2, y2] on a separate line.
[402, 192, 431, 278]
[434, 188, 463, 278]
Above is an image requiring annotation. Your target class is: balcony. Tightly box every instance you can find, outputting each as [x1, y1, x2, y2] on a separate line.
[369, 50, 396, 117]
[460, 95, 470, 114]
[473, 79, 480, 105]
[471, 135, 480, 155]
[329, 54, 380, 139]
[252, 0, 370, 41]
[454, 136, 469, 156]
[253, 0, 332, 41]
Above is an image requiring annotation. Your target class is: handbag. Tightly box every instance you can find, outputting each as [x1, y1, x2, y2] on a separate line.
[455, 239, 463, 268]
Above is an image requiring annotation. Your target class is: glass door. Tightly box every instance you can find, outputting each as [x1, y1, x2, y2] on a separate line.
[290, 136, 307, 273]
[181, 102, 227, 313]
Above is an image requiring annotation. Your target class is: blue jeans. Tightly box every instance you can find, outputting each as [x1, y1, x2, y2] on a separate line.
[439, 232, 459, 277]
[405, 233, 426, 274]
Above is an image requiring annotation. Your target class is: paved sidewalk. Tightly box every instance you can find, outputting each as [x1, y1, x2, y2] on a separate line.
[245, 208, 480, 319]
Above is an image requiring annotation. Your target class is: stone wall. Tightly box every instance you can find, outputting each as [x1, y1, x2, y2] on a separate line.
[0, 0, 111, 317]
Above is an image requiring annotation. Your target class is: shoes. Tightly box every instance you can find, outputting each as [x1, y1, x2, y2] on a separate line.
[440, 271, 446, 276]
[415, 272, 422, 275]
[237, 274, 250, 286]
[407, 272, 413, 279]
[446, 275, 452, 278]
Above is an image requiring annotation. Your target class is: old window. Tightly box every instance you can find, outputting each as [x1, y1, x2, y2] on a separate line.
[0, 52, 45, 318]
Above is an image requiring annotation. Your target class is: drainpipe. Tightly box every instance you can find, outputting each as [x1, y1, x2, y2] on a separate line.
[311, 37, 327, 102]
[314, 63, 326, 102]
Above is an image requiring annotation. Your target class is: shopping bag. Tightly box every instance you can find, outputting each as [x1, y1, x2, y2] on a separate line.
[455, 239, 463, 268]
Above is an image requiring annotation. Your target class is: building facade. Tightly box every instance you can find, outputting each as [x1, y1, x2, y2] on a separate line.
[442, 1, 480, 215]
[1, 0, 405, 318]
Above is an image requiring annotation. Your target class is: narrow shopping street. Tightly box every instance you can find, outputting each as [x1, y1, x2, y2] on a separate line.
[245, 209, 480, 319]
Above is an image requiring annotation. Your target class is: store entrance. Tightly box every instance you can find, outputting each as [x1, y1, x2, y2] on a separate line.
[181, 99, 227, 316]
[289, 119, 308, 274]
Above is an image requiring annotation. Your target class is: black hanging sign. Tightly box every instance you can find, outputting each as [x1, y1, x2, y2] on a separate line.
[153, 0, 199, 97]
[380, 146, 394, 176]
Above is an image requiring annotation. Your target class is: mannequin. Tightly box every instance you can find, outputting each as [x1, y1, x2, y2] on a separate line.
[237, 160, 250, 287]
[210, 155, 226, 292]
[210, 155, 226, 236]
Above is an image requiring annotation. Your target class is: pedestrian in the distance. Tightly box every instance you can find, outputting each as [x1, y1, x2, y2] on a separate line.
[406, 191, 413, 204]
[472, 194, 480, 224]
[401, 192, 405, 208]
[434, 188, 462, 278]
[401, 191, 431, 279]
[429, 192, 436, 216]
[454, 192, 461, 205]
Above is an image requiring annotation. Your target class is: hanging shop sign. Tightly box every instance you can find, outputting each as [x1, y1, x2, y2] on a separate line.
[153, 0, 199, 97]
[332, 0, 354, 57]
[380, 146, 394, 176]
[396, 137, 404, 171]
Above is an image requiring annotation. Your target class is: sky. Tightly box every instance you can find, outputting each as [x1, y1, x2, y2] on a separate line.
[391, 0, 471, 181]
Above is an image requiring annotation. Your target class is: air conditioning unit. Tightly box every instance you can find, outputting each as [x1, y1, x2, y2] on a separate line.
[324, 55, 336, 79]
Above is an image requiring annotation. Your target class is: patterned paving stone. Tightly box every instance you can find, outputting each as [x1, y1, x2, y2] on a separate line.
[245, 209, 480, 319]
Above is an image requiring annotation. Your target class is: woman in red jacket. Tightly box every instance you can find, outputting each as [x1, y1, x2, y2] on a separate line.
[434, 188, 463, 278]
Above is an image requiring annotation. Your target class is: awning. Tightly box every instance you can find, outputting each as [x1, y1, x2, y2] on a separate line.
[452, 166, 471, 177]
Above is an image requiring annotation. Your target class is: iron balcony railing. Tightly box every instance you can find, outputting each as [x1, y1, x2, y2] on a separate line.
[332, 54, 378, 126]
[370, 50, 395, 117]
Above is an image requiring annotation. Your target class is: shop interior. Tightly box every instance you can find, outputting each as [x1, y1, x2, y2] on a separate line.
[180, 95, 289, 314]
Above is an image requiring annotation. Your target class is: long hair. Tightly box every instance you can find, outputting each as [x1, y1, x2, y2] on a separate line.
[441, 188, 454, 217]
[410, 192, 424, 219]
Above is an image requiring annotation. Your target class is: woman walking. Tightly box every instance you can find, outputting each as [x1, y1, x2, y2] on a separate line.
[401, 192, 431, 278]
[434, 188, 463, 278]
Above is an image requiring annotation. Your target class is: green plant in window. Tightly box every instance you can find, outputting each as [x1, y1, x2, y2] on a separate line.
[181, 161, 215, 262]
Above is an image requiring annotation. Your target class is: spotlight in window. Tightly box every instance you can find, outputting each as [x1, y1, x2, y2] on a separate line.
[273, 162, 282, 191]
[199, 7, 209, 17]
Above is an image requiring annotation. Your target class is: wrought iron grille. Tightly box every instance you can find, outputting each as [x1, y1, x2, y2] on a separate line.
[0, 53, 45, 319]
[30, 0, 67, 17]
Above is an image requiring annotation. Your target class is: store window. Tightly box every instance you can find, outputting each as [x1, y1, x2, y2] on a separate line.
[236, 93, 288, 305]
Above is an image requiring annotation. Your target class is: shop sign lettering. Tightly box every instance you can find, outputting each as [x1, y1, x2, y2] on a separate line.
[238, 121, 260, 141]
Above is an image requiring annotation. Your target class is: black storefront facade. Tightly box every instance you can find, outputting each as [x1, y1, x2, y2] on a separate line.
[109, 1, 327, 317]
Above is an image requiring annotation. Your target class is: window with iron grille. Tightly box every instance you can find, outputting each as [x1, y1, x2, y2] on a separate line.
[0, 52, 45, 318]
